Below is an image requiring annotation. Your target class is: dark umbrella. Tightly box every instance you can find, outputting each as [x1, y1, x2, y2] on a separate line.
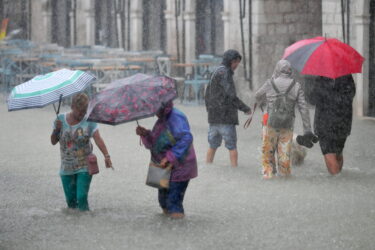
[87, 73, 177, 125]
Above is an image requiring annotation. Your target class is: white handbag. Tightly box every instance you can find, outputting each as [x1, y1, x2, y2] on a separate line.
[146, 161, 172, 189]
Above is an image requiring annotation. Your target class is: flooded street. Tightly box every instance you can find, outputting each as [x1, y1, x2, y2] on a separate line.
[1, 94, 375, 250]
[0, 0, 374, 249]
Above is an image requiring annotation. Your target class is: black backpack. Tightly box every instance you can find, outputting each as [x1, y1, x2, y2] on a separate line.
[268, 79, 296, 129]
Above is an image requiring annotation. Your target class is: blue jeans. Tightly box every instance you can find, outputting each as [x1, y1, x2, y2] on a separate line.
[208, 124, 237, 150]
[60, 172, 92, 211]
[158, 181, 189, 214]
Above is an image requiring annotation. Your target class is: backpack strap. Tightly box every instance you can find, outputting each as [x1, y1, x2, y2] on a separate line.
[285, 80, 296, 95]
[270, 78, 280, 93]
[271, 78, 296, 95]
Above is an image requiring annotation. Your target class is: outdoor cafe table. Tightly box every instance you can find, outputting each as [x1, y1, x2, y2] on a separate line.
[173, 62, 195, 68]
[127, 57, 155, 73]
[127, 57, 155, 63]
[40, 61, 57, 71]
[12, 56, 41, 83]
[172, 62, 195, 75]
[173, 61, 213, 73]
[91, 65, 142, 92]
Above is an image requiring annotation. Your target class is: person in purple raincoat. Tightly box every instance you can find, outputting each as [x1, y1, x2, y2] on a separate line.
[136, 100, 198, 219]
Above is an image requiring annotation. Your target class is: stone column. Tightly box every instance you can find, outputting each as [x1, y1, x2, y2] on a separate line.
[130, 0, 143, 51]
[117, 12, 122, 48]
[84, 0, 96, 46]
[222, 0, 231, 50]
[184, 0, 196, 63]
[165, 0, 177, 57]
[69, 6, 76, 46]
[41, 0, 52, 43]
[354, 0, 370, 117]
[223, 0, 250, 100]
[42, 16, 52, 43]
[67, 0, 95, 46]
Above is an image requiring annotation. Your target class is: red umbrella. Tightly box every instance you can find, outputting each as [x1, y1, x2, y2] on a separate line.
[87, 74, 177, 125]
[282, 36, 364, 79]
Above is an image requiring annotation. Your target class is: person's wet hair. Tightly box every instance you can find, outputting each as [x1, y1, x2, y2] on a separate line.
[222, 49, 242, 68]
[72, 93, 89, 109]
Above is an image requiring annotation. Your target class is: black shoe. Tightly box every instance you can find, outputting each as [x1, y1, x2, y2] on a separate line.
[304, 132, 319, 143]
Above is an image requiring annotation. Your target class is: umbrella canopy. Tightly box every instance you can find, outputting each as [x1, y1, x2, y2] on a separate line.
[7, 68, 96, 112]
[282, 36, 364, 79]
[87, 73, 177, 125]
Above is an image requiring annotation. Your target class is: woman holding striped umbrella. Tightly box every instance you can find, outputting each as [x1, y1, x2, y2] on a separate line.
[51, 93, 112, 211]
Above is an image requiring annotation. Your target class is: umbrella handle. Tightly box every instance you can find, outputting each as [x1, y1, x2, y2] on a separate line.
[135, 120, 144, 146]
[57, 94, 63, 115]
[53, 103, 58, 117]
[53, 94, 63, 117]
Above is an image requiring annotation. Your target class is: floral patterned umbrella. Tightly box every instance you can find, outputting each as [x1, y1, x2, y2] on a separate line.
[87, 73, 177, 125]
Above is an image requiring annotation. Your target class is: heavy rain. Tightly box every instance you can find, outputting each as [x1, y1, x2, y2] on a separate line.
[1, 1, 375, 250]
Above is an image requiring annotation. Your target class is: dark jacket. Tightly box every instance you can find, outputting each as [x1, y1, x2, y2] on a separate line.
[310, 75, 356, 139]
[205, 65, 250, 125]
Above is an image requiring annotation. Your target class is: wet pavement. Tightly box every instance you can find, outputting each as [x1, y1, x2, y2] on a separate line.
[1, 93, 375, 250]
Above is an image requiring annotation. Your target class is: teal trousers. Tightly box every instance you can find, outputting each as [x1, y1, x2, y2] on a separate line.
[60, 172, 92, 211]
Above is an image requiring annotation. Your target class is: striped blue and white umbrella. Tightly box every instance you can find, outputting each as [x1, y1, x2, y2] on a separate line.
[7, 68, 96, 112]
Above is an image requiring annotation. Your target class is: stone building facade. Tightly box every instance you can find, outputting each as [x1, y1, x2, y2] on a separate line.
[0, 0, 374, 117]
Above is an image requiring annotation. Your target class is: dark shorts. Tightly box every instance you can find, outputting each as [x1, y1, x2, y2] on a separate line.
[319, 136, 347, 155]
